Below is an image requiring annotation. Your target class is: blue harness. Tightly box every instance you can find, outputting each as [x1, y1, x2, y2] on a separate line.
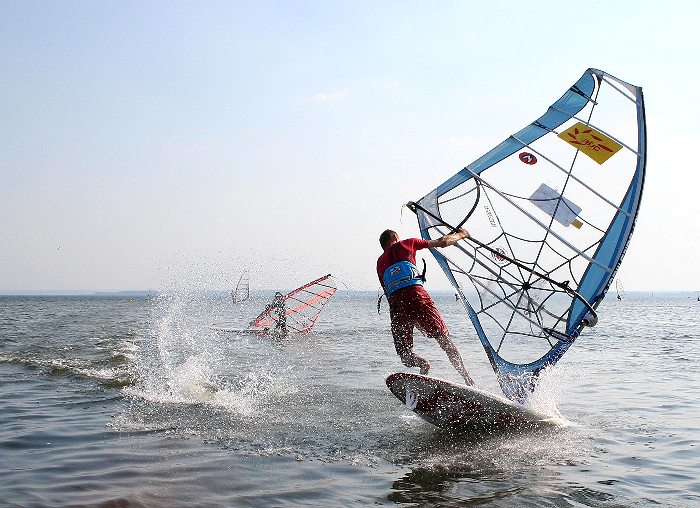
[382, 260, 424, 298]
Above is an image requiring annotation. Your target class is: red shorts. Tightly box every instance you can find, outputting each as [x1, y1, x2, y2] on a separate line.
[389, 286, 448, 358]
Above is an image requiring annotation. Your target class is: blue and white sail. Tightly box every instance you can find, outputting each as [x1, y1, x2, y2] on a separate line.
[409, 69, 646, 401]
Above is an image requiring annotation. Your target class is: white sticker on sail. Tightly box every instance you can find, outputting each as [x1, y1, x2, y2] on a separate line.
[529, 183, 583, 228]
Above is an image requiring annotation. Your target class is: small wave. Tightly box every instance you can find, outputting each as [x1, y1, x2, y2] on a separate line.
[122, 367, 297, 418]
[0, 353, 132, 387]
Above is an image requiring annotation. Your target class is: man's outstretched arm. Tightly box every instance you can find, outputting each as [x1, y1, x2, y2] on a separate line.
[427, 229, 470, 249]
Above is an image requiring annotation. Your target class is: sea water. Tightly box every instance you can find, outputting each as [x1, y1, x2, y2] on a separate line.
[1, 291, 698, 507]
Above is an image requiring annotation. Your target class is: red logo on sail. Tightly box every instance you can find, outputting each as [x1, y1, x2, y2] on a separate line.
[491, 247, 508, 265]
[519, 152, 537, 165]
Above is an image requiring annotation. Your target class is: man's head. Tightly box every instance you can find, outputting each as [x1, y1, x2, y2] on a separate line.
[379, 229, 399, 250]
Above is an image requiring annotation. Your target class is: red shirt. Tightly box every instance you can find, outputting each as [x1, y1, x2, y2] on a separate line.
[376, 238, 430, 288]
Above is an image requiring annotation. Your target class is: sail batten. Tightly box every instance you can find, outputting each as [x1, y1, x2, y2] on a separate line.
[410, 68, 646, 401]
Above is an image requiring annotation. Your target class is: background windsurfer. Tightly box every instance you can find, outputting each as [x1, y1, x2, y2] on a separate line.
[270, 291, 287, 337]
[244, 274, 336, 335]
[377, 229, 475, 386]
[252, 291, 287, 337]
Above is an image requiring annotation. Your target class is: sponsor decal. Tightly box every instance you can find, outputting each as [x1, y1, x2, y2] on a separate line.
[519, 152, 537, 165]
[491, 247, 508, 265]
[558, 122, 622, 164]
[484, 205, 497, 228]
[405, 389, 418, 410]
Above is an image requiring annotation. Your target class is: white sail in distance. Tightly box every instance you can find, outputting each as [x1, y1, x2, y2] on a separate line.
[231, 270, 250, 304]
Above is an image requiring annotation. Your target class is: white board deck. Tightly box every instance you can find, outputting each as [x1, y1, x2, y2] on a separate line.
[210, 325, 266, 334]
[386, 372, 566, 432]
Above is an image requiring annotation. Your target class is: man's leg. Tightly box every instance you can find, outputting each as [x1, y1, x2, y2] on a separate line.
[433, 334, 474, 386]
[391, 316, 430, 375]
[415, 299, 475, 386]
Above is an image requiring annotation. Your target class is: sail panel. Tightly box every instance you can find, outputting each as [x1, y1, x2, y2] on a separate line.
[569, 164, 644, 332]
[435, 71, 597, 197]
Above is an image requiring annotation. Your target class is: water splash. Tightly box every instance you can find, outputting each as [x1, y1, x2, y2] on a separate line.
[125, 275, 297, 423]
[524, 364, 572, 422]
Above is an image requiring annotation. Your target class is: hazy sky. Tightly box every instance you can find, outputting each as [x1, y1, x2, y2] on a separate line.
[2, 1, 698, 292]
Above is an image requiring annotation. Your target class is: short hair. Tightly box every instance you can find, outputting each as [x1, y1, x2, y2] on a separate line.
[379, 229, 398, 249]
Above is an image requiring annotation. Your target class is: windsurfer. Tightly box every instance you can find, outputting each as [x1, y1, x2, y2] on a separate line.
[271, 291, 287, 337]
[377, 229, 475, 386]
[254, 291, 287, 337]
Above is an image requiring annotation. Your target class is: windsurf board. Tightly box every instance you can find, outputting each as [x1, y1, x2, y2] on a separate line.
[386, 372, 566, 432]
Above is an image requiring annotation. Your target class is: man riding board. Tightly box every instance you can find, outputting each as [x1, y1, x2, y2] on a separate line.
[377, 229, 475, 386]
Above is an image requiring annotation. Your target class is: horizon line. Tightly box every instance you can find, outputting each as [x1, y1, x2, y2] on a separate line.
[1, 289, 698, 296]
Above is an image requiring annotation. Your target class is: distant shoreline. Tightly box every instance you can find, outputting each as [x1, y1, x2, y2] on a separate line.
[0, 290, 698, 298]
[0, 290, 157, 297]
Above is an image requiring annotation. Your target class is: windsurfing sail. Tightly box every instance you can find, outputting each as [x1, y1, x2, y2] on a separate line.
[615, 279, 624, 300]
[408, 68, 646, 402]
[250, 274, 337, 333]
[231, 270, 250, 304]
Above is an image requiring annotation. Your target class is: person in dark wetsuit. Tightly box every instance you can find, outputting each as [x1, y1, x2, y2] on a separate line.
[253, 291, 288, 337]
[377, 229, 474, 386]
[271, 291, 287, 337]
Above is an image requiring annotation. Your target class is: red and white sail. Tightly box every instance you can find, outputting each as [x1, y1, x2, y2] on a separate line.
[251, 274, 337, 333]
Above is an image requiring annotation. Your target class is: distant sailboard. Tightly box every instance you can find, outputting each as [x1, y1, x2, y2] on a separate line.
[213, 274, 337, 335]
[387, 68, 646, 424]
[231, 270, 251, 304]
[615, 279, 624, 300]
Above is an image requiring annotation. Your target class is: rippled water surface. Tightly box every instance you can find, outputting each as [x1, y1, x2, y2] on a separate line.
[1, 292, 698, 506]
